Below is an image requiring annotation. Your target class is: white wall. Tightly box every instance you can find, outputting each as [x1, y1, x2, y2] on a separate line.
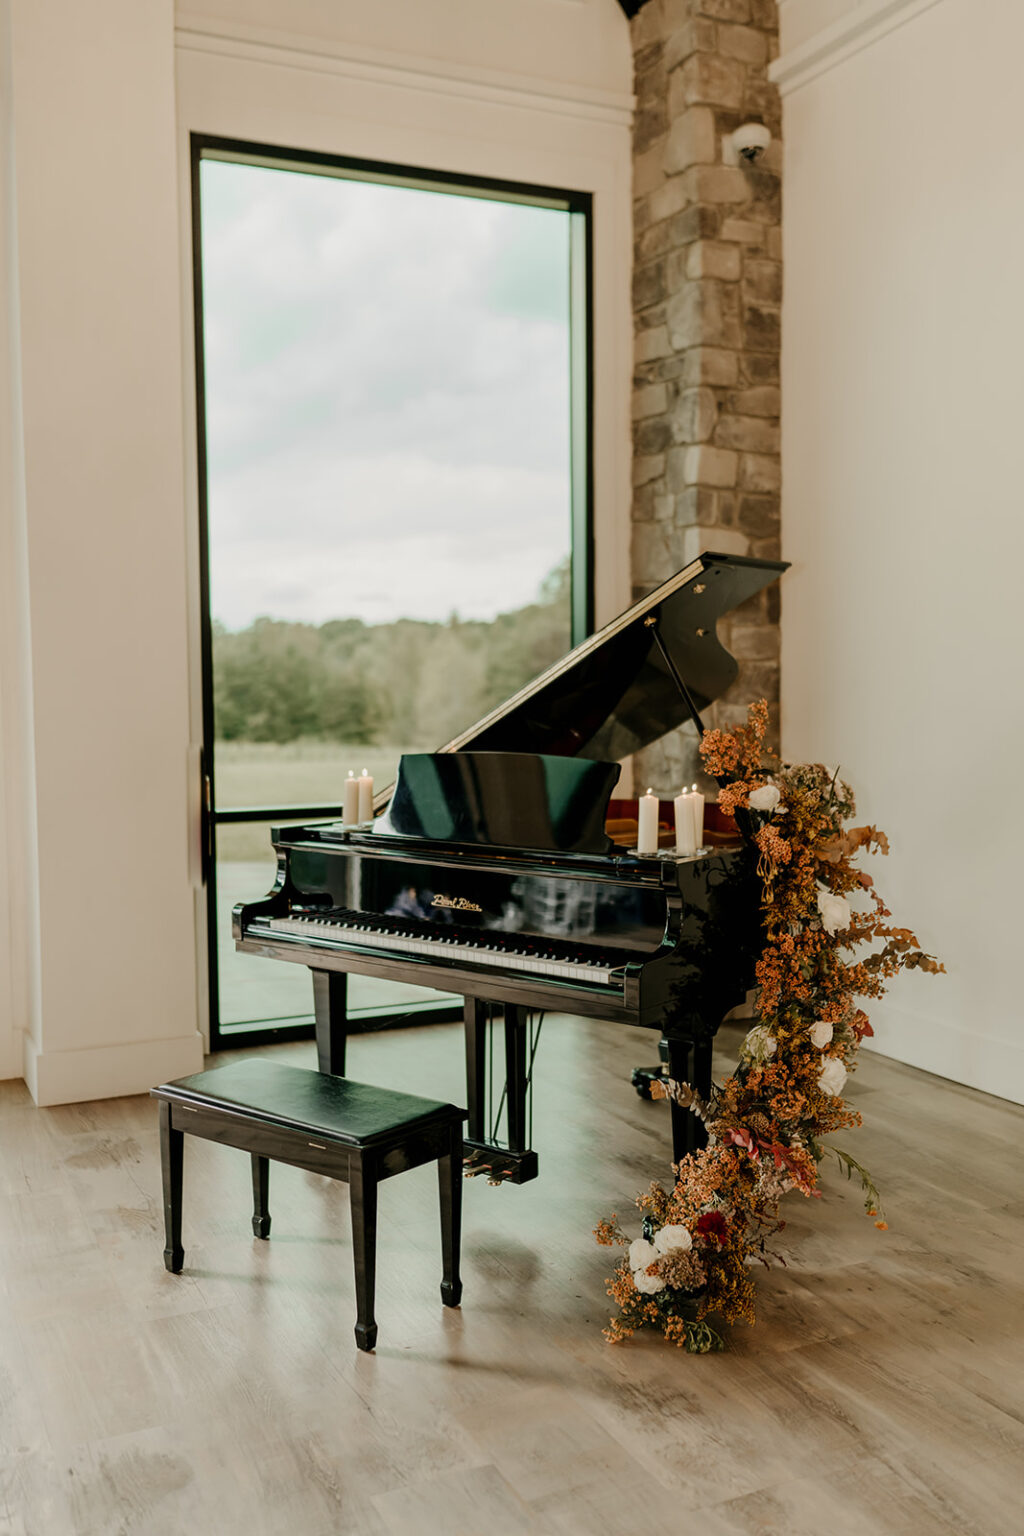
[774, 0, 1024, 1102]
[0, 0, 37, 1085]
[0, 0, 633, 1102]
[3, 0, 204, 1103]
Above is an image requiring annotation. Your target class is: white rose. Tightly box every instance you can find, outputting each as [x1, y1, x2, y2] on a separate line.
[748, 783, 781, 813]
[633, 1268, 667, 1295]
[817, 890, 851, 934]
[653, 1224, 693, 1256]
[818, 1057, 848, 1096]
[809, 1020, 833, 1049]
[743, 1024, 777, 1062]
[628, 1238, 659, 1274]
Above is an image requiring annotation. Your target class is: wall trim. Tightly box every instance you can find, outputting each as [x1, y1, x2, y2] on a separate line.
[175, 12, 636, 126]
[771, 0, 946, 94]
[865, 999, 1024, 1110]
[0, 0, 40, 1092]
[24, 1030, 205, 1108]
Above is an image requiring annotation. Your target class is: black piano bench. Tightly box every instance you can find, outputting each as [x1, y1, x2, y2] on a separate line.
[151, 1060, 466, 1353]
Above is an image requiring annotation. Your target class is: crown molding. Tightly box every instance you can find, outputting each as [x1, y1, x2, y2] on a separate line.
[175, 13, 636, 127]
[771, 0, 945, 94]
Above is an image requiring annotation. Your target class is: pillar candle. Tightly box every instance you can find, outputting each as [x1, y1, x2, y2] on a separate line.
[674, 787, 696, 855]
[637, 788, 659, 854]
[689, 783, 705, 850]
[343, 770, 359, 824]
[357, 768, 374, 824]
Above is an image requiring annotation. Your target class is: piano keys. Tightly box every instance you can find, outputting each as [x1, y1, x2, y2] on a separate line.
[234, 549, 788, 1180]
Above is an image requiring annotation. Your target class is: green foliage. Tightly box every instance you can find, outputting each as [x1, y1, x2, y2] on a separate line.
[822, 1143, 884, 1217]
[213, 561, 571, 746]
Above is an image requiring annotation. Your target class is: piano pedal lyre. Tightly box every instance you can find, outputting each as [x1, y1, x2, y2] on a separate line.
[462, 1140, 539, 1185]
[462, 1000, 541, 1185]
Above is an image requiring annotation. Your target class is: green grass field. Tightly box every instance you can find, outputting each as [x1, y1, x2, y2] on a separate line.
[213, 740, 424, 860]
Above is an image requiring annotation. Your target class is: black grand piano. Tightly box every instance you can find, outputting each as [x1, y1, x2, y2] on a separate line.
[234, 551, 787, 1181]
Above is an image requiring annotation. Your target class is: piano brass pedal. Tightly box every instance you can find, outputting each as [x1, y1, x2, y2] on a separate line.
[462, 1140, 539, 1185]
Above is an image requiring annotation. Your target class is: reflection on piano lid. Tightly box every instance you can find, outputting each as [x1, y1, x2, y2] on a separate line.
[374, 752, 620, 854]
[372, 549, 788, 814]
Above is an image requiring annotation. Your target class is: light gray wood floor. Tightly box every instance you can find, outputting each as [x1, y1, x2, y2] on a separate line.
[0, 1017, 1021, 1536]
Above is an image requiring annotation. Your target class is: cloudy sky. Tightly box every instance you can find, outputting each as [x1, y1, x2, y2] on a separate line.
[200, 159, 573, 630]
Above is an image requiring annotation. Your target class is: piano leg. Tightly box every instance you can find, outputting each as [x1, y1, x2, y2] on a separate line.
[464, 997, 487, 1143]
[312, 969, 348, 1076]
[504, 1005, 529, 1158]
[665, 1033, 712, 1163]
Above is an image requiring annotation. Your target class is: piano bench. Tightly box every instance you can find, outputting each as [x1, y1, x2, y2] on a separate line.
[151, 1060, 467, 1353]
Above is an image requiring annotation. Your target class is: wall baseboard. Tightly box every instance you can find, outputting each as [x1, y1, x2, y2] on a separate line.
[23, 1030, 205, 1107]
[864, 1000, 1024, 1109]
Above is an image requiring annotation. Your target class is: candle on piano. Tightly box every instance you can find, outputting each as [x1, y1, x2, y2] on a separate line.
[343, 770, 359, 824]
[674, 787, 697, 855]
[637, 788, 659, 854]
[357, 768, 374, 824]
[689, 782, 705, 850]
[360, 761, 376, 823]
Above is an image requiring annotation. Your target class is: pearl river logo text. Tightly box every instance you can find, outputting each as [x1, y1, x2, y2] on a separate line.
[430, 895, 483, 913]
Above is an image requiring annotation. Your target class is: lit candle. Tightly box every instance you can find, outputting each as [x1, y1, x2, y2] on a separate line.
[343, 770, 359, 825]
[357, 768, 374, 824]
[674, 787, 696, 855]
[637, 788, 659, 855]
[689, 782, 705, 851]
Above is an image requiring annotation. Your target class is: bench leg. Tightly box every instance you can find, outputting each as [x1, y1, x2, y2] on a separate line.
[349, 1154, 378, 1352]
[251, 1154, 271, 1238]
[439, 1123, 463, 1308]
[159, 1101, 184, 1274]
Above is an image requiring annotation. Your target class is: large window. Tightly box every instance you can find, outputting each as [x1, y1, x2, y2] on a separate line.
[193, 136, 591, 1046]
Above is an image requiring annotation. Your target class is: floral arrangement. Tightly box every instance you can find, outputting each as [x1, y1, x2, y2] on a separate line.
[595, 700, 943, 1352]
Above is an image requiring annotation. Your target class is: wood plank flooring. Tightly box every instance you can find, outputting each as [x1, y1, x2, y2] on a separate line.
[0, 1017, 1021, 1536]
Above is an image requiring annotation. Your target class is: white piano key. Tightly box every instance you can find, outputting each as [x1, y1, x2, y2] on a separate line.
[263, 915, 620, 988]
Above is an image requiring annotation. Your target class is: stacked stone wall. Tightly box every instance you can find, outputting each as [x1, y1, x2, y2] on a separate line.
[629, 0, 782, 793]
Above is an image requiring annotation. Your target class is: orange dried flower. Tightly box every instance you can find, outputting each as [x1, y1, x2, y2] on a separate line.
[597, 701, 941, 1353]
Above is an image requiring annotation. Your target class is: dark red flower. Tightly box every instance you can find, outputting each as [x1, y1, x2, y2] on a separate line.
[695, 1211, 729, 1244]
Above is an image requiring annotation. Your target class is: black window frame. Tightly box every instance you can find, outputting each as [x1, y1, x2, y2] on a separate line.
[191, 131, 594, 1050]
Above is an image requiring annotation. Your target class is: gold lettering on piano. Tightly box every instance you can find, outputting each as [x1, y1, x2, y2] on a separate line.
[431, 894, 483, 913]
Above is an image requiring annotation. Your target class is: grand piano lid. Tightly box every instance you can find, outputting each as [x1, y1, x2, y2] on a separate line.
[433, 550, 788, 766]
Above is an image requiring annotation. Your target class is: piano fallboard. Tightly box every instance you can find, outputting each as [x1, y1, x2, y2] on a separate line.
[234, 832, 757, 1033]
[262, 830, 676, 956]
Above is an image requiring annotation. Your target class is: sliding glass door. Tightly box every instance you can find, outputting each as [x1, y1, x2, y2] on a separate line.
[192, 135, 592, 1047]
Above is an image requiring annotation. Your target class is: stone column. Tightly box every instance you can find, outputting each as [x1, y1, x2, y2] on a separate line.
[629, 0, 781, 791]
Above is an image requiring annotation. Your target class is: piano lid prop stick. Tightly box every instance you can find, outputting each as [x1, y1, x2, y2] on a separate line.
[643, 613, 707, 743]
[674, 788, 697, 855]
[343, 771, 359, 825]
[637, 788, 659, 855]
[357, 769, 374, 824]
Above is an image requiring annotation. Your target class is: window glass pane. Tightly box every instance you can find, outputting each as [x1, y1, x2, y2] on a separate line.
[201, 159, 574, 805]
[199, 154, 580, 1039]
